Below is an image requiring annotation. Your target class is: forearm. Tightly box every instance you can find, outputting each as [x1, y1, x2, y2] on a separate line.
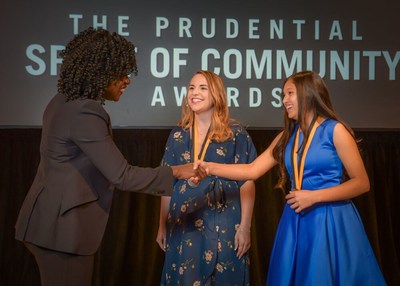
[204, 137, 279, 181]
[170, 164, 190, 179]
[314, 177, 370, 203]
[239, 181, 255, 231]
[207, 162, 258, 181]
[159, 196, 171, 224]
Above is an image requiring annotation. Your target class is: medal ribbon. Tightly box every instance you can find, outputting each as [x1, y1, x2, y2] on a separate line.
[192, 119, 211, 162]
[292, 116, 322, 190]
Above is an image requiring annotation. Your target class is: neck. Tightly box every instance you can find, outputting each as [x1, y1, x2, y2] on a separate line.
[303, 112, 316, 130]
[195, 113, 211, 134]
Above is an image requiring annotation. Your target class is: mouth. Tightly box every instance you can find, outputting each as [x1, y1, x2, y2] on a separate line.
[191, 98, 203, 104]
[285, 104, 293, 112]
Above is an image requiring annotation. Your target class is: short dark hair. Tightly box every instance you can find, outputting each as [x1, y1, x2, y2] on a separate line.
[57, 27, 137, 103]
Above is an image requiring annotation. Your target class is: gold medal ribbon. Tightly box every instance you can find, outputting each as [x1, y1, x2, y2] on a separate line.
[292, 116, 322, 190]
[192, 119, 211, 162]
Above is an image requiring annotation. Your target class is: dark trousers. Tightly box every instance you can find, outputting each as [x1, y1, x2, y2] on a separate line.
[24, 242, 94, 286]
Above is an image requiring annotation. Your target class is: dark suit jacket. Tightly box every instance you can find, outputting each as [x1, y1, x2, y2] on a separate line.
[15, 93, 173, 255]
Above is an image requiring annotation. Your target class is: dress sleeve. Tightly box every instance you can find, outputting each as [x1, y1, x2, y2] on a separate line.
[161, 128, 180, 187]
[161, 127, 190, 164]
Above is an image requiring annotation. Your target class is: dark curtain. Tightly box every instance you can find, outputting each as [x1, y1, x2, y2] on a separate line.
[0, 128, 399, 286]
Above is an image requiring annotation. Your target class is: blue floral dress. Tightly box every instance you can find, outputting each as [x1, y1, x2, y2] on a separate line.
[160, 124, 257, 286]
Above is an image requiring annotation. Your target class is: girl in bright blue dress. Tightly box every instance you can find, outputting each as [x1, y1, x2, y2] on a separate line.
[199, 71, 387, 285]
[157, 71, 257, 285]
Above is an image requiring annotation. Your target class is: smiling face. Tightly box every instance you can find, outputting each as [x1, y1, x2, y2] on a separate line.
[282, 79, 299, 120]
[187, 73, 214, 116]
[103, 76, 131, 102]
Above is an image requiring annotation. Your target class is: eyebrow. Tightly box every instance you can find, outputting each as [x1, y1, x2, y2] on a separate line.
[189, 84, 209, 88]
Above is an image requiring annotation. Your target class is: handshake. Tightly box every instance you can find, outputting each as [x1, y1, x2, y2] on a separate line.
[171, 161, 210, 185]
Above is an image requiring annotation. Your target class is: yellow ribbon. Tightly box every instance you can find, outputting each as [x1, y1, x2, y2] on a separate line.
[292, 117, 322, 190]
[193, 119, 211, 162]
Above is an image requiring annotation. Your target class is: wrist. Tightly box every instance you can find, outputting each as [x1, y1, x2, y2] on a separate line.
[171, 166, 178, 178]
[238, 224, 251, 233]
[207, 162, 214, 176]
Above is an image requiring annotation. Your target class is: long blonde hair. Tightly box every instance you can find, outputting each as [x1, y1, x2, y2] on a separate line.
[179, 70, 235, 142]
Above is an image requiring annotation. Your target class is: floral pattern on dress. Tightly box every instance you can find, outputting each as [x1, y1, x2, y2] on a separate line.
[160, 125, 257, 286]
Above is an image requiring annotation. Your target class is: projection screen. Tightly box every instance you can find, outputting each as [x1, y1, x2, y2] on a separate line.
[1, 0, 399, 128]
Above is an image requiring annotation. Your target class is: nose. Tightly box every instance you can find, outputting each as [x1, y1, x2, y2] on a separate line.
[282, 93, 288, 104]
[193, 87, 201, 95]
[123, 76, 131, 85]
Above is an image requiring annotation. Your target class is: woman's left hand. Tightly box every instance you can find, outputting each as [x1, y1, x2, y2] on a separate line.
[234, 227, 251, 259]
[285, 189, 316, 213]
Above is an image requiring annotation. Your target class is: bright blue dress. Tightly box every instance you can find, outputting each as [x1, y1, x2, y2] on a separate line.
[161, 124, 257, 286]
[266, 119, 387, 285]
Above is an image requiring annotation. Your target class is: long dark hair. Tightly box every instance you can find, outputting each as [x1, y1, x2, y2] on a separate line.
[57, 27, 137, 103]
[272, 71, 355, 191]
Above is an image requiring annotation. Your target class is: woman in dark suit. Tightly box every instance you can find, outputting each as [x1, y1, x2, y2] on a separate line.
[15, 27, 204, 286]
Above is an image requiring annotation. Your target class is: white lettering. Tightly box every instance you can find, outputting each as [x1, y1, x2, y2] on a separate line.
[151, 86, 166, 106]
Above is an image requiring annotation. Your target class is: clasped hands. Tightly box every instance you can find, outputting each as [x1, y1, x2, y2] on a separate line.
[171, 162, 207, 184]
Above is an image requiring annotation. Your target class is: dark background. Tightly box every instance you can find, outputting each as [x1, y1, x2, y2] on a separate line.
[0, 128, 399, 285]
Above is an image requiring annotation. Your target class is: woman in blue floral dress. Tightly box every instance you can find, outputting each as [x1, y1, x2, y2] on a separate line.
[157, 70, 257, 286]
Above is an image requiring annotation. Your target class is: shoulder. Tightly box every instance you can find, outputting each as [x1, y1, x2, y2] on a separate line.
[45, 94, 108, 122]
[167, 126, 188, 143]
[332, 121, 352, 139]
[230, 124, 253, 144]
[70, 98, 108, 122]
[229, 122, 248, 136]
[169, 126, 186, 137]
[320, 119, 355, 148]
[80, 98, 107, 115]
[65, 98, 110, 133]
[321, 119, 349, 137]
[229, 123, 257, 153]
[170, 126, 184, 133]
[55, 93, 106, 115]
[320, 118, 338, 128]
[319, 118, 338, 138]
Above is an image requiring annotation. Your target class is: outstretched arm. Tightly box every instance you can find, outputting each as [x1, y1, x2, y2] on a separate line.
[198, 132, 282, 181]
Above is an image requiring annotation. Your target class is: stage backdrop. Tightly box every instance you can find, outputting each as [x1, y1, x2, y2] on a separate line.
[0, 0, 399, 129]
